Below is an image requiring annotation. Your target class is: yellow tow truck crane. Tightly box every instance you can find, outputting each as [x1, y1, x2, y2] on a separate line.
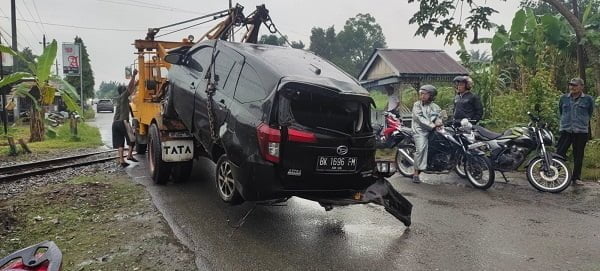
[129, 4, 274, 182]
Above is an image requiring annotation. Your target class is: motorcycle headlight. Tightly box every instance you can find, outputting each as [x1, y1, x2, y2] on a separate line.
[541, 129, 554, 145]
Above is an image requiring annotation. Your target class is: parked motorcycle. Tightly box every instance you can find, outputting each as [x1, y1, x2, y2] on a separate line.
[374, 111, 412, 149]
[463, 112, 571, 193]
[0, 241, 62, 271]
[395, 121, 495, 190]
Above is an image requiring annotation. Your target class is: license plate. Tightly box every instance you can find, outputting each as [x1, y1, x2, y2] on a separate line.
[316, 156, 358, 172]
[161, 140, 194, 162]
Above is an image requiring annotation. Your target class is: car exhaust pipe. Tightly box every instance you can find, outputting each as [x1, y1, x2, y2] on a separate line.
[397, 149, 414, 165]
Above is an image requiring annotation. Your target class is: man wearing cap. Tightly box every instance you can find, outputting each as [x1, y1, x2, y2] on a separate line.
[557, 78, 594, 185]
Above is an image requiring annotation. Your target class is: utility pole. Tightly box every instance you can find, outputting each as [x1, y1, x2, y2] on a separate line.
[10, 0, 17, 54]
[1, 33, 8, 135]
[10, 0, 19, 120]
[55, 59, 59, 76]
[42, 34, 47, 49]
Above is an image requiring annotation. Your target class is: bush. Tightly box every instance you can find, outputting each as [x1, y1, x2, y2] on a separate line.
[83, 108, 95, 120]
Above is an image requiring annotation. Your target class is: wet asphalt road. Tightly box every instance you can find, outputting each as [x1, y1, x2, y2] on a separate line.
[90, 113, 600, 270]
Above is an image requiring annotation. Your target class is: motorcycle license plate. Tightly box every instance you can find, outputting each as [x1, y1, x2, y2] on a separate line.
[316, 156, 358, 172]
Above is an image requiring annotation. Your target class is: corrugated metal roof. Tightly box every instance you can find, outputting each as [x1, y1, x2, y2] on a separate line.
[358, 49, 468, 82]
[378, 49, 468, 75]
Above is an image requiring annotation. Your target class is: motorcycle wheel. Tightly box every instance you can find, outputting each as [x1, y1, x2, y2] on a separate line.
[454, 152, 467, 179]
[526, 157, 571, 193]
[395, 146, 415, 178]
[465, 155, 495, 190]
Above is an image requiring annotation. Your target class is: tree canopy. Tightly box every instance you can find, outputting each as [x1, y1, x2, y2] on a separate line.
[308, 13, 386, 76]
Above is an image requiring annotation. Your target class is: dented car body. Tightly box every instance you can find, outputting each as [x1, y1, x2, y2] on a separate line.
[166, 40, 411, 225]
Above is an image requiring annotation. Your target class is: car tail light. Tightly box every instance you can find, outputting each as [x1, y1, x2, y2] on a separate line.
[288, 128, 317, 143]
[257, 123, 281, 163]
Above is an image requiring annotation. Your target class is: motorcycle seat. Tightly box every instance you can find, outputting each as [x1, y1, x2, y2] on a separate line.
[473, 125, 503, 140]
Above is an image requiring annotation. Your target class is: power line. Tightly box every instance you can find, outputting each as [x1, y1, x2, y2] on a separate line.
[15, 6, 39, 44]
[20, 0, 44, 36]
[0, 16, 145, 32]
[126, 0, 198, 13]
[93, 0, 200, 14]
[30, 0, 46, 34]
[0, 8, 35, 51]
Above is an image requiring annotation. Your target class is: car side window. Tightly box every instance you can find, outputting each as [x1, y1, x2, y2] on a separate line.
[221, 62, 242, 98]
[234, 64, 266, 104]
[188, 47, 212, 74]
[213, 50, 237, 95]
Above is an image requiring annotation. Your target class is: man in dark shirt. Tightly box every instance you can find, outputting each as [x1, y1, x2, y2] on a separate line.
[112, 69, 138, 167]
[556, 78, 594, 185]
[452, 76, 483, 124]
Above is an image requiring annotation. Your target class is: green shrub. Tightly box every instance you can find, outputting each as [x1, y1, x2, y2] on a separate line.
[83, 108, 95, 120]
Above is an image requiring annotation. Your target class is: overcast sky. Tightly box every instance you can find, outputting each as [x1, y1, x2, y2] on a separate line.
[0, 0, 520, 89]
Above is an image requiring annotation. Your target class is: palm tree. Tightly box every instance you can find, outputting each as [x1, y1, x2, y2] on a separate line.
[0, 40, 80, 142]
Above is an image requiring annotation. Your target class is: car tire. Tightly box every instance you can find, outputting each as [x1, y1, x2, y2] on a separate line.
[163, 84, 177, 119]
[148, 123, 171, 185]
[215, 154, 243, 205]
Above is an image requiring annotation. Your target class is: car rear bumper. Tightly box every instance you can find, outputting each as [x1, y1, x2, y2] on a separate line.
[230, 155, 377, 201]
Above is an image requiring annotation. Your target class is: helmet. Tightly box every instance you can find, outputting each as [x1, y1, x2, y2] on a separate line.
[453, 75, 473, 90]
[419, 84, 437, 101]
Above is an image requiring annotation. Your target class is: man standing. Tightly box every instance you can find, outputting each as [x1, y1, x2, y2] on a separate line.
[557, 78, 594, 185]
[112, 69, 138, 167]
[411, 85, 442, 184]
[452, 76, 483, 124]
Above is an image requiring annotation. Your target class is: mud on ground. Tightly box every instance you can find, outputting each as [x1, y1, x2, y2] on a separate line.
[0, 172, 195, 270]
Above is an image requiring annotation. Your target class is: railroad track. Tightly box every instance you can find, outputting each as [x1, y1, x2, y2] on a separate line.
[0, 149, 127, 182]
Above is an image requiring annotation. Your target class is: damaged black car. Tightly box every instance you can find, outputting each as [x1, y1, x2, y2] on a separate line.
[164, 40, 411, 226]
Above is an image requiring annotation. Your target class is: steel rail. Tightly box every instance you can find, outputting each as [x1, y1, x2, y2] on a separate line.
[0, 149, 128, 182]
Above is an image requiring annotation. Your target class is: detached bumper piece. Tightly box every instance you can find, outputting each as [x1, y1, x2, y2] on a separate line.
[305, 177, 413, 227]
[0, 241, 62, 271]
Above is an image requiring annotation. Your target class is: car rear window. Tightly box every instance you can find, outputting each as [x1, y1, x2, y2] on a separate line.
[98, 100, 111, 104]
[281, 84, 371, 135]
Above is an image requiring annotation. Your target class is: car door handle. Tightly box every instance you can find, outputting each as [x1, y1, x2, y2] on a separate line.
[189, 82, 196, 90]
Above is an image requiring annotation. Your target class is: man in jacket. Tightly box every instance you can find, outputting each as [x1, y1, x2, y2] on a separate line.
[411, 85, 442, 183]
[557, 78, 594, 185]
[453, 76, 483, 124]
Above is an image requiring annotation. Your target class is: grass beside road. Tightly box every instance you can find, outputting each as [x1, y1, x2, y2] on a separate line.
[0, 123, 102, 156]
[0, 173, 195, 270]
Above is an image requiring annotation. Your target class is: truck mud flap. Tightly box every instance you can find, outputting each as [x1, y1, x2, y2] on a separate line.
[303, 178, 412, 227]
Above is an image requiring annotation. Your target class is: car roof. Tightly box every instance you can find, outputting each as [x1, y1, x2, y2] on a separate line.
[193, 40, 369, 96]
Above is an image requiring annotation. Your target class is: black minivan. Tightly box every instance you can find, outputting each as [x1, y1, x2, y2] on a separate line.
[165, 40, 377, 204]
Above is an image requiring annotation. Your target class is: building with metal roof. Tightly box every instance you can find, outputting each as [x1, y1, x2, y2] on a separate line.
[358, 49, 468, 89]
[358, 48, 468, 125]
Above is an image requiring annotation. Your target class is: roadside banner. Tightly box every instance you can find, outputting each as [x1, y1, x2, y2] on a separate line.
[62, 43, 80, 76]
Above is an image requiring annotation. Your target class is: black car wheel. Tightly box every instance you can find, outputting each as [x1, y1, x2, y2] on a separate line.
[215, 154, 243, 205]
[148, 123, 171, 185]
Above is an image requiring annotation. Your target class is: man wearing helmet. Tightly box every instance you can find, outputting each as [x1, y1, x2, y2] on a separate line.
[453, 76, 483, 124]
[411, 85, 443, 183]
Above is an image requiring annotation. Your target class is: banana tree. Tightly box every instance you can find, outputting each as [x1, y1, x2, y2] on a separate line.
[0, 40, 80, 142]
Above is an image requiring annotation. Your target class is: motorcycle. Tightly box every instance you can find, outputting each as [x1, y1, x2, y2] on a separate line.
[0, 241, 62, 271]
[374, 111, 413, 149]
[463, 112, 571, 193]
[395, 118, 495, 190]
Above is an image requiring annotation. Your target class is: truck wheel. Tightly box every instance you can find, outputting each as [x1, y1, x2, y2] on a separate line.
[215, 154, 243, 205]
[148, 123, 171, 185]
[171, 160, 193, 183]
